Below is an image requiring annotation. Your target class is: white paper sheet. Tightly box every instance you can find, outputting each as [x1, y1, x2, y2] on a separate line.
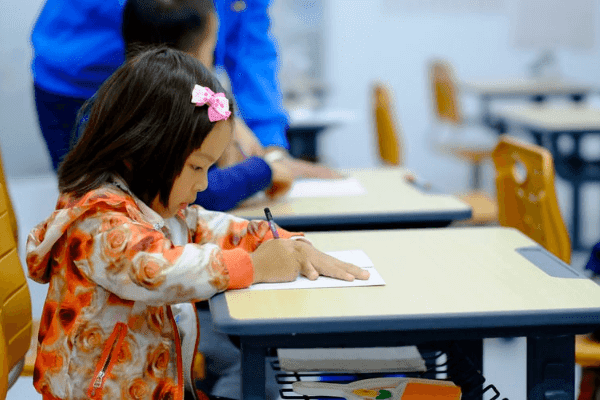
[288, 177, 367, 198]
[240, 250, 385, 291]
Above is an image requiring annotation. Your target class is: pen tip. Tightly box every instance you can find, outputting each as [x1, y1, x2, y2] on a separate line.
[264, 207, 274, 220]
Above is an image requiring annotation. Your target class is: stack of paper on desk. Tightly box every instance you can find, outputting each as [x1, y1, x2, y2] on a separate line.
[241, 249, 385, 292]
[288, 177, 367, 198]
[277, 346, 426, 373]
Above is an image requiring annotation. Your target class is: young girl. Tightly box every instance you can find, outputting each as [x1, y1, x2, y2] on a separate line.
[26, 47, 368, 400]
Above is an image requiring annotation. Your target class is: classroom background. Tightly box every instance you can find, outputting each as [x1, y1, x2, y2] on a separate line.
[2, 0, 600, 399]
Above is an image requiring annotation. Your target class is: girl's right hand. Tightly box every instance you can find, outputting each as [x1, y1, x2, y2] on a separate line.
[250, 239, 369, 284]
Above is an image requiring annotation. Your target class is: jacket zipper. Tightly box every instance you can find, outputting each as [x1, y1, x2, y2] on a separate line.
[167, 306, 185, 400]
[87, 322, 127, 399]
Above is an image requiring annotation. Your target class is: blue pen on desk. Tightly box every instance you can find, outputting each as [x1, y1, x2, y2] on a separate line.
[264, 207, 280, 239]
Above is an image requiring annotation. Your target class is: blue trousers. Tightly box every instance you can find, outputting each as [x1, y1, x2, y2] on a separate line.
[33, 85, 87, 171]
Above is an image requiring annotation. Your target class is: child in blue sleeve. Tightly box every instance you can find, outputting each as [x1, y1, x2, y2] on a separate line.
[122, 0, 296, 211]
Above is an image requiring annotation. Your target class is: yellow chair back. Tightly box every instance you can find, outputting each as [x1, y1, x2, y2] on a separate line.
[373, 83, 403, 166]
[0, 147, 32, 394]
[1, 320, 8, 399]
[429, 60, 462, 125]
[492, 136, 571, 264]
[0, 155, 17, 244]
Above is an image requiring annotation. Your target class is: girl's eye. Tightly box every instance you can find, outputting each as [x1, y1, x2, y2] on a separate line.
[192, 165, 203, 172]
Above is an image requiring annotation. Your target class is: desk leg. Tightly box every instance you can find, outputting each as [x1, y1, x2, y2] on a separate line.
[286, 127, 326, 162]
[445, 340, 484, 400]
[240, 341, 266, 400]
[471, 162, 483, 190]
[526, 335, 575, 400]
[481, 95, 492, 128]
[531, 131, 544, 147]
[571, 181, 583, 251]
[570, 133, 584, 251]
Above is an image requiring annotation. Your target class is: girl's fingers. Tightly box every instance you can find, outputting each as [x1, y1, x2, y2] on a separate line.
[301, 260, 319, 281]
[343, 263, 370, 280]
[317, 252, 370, 281]
[314, 258, 355, 282]
[297, 242, 370, 282]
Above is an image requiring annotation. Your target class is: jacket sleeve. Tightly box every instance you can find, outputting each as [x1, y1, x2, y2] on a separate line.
[185, 205, 303, 249]
[214, 0, 290, 149]
[193, 157, 272, 212]
[183, 205, 304, 284]
[70, 210, 252, 305]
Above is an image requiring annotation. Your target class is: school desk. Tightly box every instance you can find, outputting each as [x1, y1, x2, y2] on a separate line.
[494, 104, 600, 251]
[286, 108, 355, 162]
[231, 168, 472, 231]
[209, 227, 600, 400]
[460, 78, 593, 128]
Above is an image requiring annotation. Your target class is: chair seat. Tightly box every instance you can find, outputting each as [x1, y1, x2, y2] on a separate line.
[456, 190, 498, 225]
[436, 144, 495, 164]
[432, 124, 498, 164]
[576, 334, 600, 368]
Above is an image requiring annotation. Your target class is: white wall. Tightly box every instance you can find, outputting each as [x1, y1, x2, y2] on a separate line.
[0, 0, 51, 177]
[318, 0, 600, 195]
[3, 0, 600, 192]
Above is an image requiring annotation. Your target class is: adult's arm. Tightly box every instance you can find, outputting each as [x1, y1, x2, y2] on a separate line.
[214, 0, 290, 149]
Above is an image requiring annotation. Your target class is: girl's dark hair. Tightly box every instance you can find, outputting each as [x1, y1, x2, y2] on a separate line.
[122, 0, 215, 56]
[58, 47, 235, 207]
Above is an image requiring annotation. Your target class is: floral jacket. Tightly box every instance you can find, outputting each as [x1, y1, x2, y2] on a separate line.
[26, 180, 299, 400]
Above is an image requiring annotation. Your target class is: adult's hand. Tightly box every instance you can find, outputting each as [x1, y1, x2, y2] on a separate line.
[264, 160, 293, 200]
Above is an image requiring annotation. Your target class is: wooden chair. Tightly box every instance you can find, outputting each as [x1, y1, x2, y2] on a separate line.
[492, 135, 570, 263]
[0, 147, 33, 398]
[492, 136, 600, 398]
[373, 82, 403, 166]
[429, 60, 497, 187]
[428, 60, 498, 225]
[373, 81, 496, 224]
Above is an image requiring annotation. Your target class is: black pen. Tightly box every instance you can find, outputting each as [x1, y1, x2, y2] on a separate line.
[264, 207, 280, 239]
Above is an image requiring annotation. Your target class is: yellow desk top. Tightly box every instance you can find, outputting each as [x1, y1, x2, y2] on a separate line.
[495, 105, 600, 131]
[231, 168, 471, 229]
[215, 227, 600, 330]
[461, 78, 593, 97]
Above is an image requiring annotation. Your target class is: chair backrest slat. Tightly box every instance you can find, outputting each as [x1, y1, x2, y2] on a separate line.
[493, 136, 571, 264]
[373, 82, 403, 166]
[0, 146, 32, 394]
[429, 60, 463, 125]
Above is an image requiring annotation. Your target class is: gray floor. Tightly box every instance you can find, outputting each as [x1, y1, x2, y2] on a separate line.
[4, 173, 594, 400]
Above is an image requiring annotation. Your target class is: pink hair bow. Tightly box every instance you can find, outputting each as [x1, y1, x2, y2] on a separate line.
[191, 84, 232, 122]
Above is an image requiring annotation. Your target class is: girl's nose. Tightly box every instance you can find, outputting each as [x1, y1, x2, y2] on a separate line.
[195, 179, 208, 192]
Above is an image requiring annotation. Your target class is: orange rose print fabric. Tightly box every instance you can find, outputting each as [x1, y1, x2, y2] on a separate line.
[26, 180, 301, 399]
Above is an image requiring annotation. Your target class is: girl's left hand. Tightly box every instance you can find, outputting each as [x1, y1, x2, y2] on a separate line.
[294, 240, 370, 281]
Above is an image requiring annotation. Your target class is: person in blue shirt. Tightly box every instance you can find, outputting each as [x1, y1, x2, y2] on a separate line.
[32, 0, 300, 211]
[31, 0, 127, 171]
[31, 0, 340, 182]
